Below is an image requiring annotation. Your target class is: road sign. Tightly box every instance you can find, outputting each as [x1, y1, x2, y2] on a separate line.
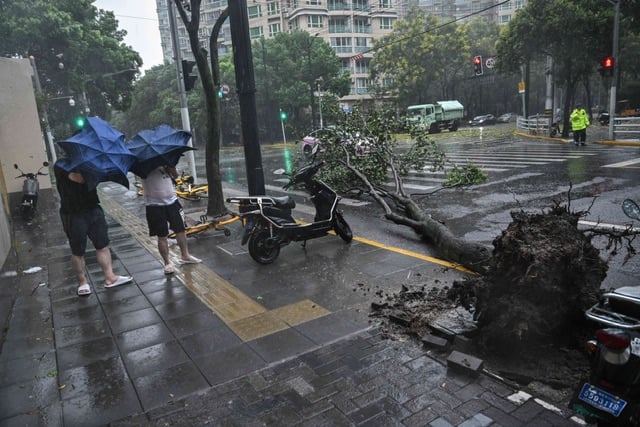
[518, 81, 526, 94]
[221, 84, 230, 95]
[485, 57, 496, 69]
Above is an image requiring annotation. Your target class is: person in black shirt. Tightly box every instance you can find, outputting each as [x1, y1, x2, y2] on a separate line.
[54, 161, 132, 296]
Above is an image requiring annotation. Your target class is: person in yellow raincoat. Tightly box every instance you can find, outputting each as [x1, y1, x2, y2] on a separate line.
[570, 102, 590, 146]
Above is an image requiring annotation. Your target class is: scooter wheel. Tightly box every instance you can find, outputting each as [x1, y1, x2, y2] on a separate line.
[248, 229, 280, 264]
[333, 211, 353, 243]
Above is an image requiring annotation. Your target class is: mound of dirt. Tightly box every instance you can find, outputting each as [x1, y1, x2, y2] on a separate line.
[370, 206, 608, 405]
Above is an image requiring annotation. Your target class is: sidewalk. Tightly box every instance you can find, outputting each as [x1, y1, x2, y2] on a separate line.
[0, 181, 584, 426]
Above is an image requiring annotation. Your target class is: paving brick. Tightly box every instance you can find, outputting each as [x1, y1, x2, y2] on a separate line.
[422, 333, 449, 349]
[402, 407, 438, 427]
[512, 399, 545, 422]
[454, 382, 487, 402]
[456, 398, 491, 418]
[447, 350, 484, 376]
[429, 417, 455, 427]
[480, 390, 519, 414]
[482, 406, 525, 426]
[458, 413, 493, 427]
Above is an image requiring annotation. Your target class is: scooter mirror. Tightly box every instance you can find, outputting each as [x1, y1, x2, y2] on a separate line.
[14, 164, 18, 169]
[273, 168, 286, 175]
[43, 161, 49, 167]
[622, 199, 640, 221]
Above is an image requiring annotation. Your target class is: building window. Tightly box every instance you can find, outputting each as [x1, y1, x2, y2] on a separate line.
[354, 58, 369, 74]
[249, 26, 264, 39]
[248, 5, 261, 19]
[269, 23, 281, 36]
[380, 17, 394, 29]
[379, 0, 392, 7]
[267, 2, 280, 15]
[353, 18, 370, 33]
[307, 0, 321, 4]
[308, 15, 324, 28]
[353, 0, 368, 11]
[331, 37, 352, 53]
[329, 17, 349, 32]
[500, 15, 510, 24]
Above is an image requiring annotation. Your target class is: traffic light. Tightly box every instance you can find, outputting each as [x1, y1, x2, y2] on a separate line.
[181, 60, 197, 91]
[280, 110, 287, 121]
[74, 115, 85, 129]
[473, 55, 483, 76]
[599, 56, 614, 77]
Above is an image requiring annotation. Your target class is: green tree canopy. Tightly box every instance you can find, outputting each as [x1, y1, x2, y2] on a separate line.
[0, 0, 142, 137]
[253, 31, 350, 137]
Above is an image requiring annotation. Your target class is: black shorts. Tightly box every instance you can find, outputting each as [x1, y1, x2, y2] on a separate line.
[145, 200, 186, 237]
[60, 206, 110, 256]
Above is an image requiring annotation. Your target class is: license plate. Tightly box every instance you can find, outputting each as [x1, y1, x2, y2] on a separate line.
[578, 383, 627, 417]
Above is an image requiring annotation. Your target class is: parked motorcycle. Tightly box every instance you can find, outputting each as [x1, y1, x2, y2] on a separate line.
[569, 199, 640, 426]
[14, 161, 49, 221]
[226, 160, 352, 264]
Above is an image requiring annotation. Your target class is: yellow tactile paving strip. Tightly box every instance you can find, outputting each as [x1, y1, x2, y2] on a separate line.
[99, 191, 330, 341]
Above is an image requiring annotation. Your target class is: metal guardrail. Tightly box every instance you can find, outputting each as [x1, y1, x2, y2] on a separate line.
[516, 115, 550, 135]
[516, 114, 640, 141]
[613, 116, 640, 140]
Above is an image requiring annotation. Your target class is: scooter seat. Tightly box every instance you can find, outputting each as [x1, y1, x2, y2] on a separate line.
[271, 196, 295, 209]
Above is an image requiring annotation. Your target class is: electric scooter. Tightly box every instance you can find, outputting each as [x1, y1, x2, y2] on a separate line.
[226, 160, 352, 264]
[569, 199, 640, 426]
[14, 161, 49, 221]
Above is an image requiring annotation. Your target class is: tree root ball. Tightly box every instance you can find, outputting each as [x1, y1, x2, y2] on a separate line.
[452, 206, 607, 356]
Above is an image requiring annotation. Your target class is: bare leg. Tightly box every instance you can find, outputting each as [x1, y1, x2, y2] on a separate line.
[71, 254, 88, 285]
[175, 231, 191, 260]
[96, 246, 118, 284]
[158, 236, 171, 266]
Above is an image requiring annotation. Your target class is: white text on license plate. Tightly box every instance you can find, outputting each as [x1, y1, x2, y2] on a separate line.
[579, 383, 627, 417]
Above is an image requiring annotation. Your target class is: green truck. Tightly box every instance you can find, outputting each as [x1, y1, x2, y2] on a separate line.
[406, 100, 465, 134]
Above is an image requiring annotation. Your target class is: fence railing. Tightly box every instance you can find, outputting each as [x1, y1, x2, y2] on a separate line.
[516, 115, 640, 141]
[613, 116, 640, 141]
[517, 115, 550, 135]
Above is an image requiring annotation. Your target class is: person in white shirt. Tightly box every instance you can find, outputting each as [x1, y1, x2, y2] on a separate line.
[141, 165, 201, 274]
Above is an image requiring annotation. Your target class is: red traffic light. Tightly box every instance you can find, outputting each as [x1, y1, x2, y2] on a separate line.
[473, 55, 483, 76]
[603, 56, 614, 69]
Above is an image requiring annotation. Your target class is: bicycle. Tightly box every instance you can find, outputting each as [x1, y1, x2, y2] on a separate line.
[174, 172, 208, 201]
[134, 172, 208, 201]
[169, 212, 240, 238]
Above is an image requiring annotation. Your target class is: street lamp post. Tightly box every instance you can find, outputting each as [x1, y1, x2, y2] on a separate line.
[29, 56, 57, 163]
[607, 0, 620, 141]
[317, 80, 324, 129]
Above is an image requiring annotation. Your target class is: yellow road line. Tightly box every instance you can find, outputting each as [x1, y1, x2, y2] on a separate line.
[353, 235, 477, 275]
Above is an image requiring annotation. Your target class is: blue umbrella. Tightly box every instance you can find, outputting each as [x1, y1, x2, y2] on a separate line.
[57, 117, 136, 190]
[127, 124, 195, 178]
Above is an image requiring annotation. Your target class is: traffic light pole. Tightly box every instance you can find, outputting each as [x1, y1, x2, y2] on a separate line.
[607, 0, 620, 141]
[168, 0, 197, 181]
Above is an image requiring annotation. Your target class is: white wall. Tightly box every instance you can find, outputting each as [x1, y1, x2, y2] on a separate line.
[0, 57, 51, 266]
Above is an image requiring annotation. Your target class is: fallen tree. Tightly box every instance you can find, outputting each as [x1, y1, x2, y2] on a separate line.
[307, 107, 491, 273]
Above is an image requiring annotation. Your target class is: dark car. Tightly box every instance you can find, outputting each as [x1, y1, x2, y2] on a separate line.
[469, 114, 497, 126]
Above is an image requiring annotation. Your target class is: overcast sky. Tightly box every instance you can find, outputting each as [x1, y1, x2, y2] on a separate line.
[93, 0, 164, 71]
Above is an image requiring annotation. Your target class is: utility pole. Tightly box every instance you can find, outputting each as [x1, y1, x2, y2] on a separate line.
[168, 1, 197, 181]
[29, 56, 57, 164]
[608, 0, 620, 141]
[229, 0, 265, 195]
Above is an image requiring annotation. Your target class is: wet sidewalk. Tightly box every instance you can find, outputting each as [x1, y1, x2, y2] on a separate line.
[0, 183, 584, 426]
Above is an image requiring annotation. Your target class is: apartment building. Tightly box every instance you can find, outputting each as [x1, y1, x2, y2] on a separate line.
[155, 0, 525, 107]
[415, 0, 528, 24]
[156, 0, 400, 108]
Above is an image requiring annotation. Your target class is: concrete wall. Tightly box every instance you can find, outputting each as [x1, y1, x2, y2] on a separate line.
[0, 57, 52, 266]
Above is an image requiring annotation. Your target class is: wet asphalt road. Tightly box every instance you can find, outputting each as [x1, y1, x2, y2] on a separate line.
[190, 126, 640, 290]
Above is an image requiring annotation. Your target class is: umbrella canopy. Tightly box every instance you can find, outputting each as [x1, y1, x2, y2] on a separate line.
[57, 117, 136, 190]
[127, 124, 195, 178]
